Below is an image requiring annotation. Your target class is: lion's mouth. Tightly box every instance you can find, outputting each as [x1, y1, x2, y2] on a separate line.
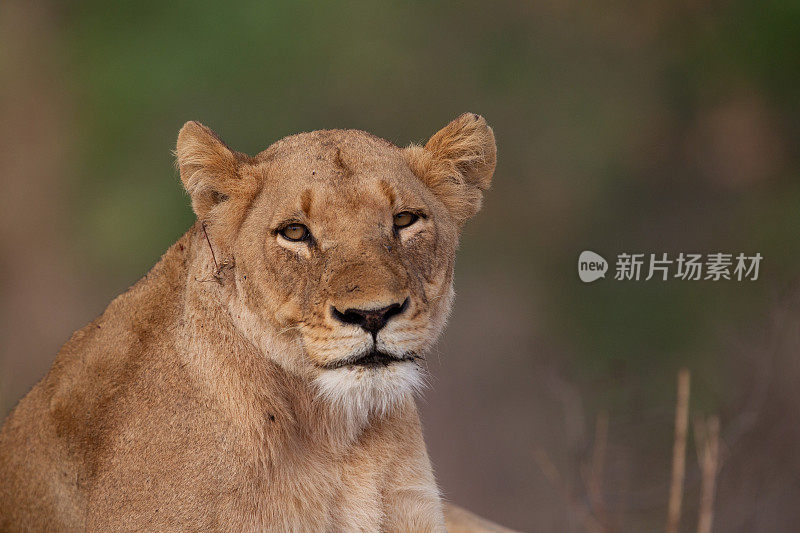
[323, 350, 421, 370]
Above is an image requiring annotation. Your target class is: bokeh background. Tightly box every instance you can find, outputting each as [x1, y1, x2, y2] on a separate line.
[2, 1, 799, 531]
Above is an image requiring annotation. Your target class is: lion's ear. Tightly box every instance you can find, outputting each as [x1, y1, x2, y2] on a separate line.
[405, 113, 497, 224]
[176, 121, 245, 219]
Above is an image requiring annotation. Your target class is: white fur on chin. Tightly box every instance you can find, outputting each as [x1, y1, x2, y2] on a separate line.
[313, 361, 426, 423]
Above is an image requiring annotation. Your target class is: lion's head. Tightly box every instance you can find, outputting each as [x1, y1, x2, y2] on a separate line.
[176, 113, 496, 416]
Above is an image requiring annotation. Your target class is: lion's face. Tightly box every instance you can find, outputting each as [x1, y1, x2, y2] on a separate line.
[176, 115, 496, 414]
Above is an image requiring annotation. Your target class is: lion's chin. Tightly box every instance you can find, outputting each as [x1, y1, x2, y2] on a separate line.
[313, 360, 425, 420]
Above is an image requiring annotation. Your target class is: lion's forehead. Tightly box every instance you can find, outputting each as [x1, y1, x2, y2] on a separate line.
[257, 129, 403, 169]
[247, 131, 433, 222]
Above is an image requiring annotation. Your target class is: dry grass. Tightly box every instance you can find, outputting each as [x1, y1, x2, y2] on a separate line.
[532, 368, 723, 533]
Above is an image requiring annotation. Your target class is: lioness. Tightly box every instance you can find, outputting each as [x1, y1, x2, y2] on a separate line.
[0, 114, 507, 531]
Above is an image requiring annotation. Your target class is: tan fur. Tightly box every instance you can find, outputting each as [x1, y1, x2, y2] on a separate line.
[0, 114, 497, 532]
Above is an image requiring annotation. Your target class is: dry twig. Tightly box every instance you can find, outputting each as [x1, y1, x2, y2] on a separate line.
[694, 416, 720, 533]
[667, 368, 691, 533]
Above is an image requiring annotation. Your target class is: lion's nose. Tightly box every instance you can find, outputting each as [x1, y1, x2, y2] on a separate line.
[331, 298, 409, 335]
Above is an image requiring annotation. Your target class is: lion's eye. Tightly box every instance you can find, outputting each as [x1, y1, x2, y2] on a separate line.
[279, 224, 310, 242]
[393, 212, 418, 229]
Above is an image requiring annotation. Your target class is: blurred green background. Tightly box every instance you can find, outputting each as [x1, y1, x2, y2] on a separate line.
[2, 1, 799, 530]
